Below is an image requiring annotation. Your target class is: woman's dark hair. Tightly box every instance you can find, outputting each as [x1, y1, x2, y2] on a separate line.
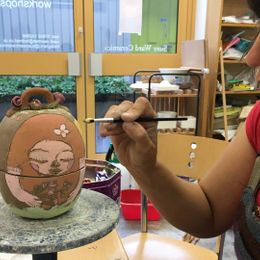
[247, 0, 260, 18]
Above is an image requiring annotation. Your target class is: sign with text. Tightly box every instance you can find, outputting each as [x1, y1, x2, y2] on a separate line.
[0, 0, 74, 52]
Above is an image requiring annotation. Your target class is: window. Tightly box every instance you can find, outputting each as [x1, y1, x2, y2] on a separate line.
[94, 0, 179, 54]
[0, 0, 74, 52]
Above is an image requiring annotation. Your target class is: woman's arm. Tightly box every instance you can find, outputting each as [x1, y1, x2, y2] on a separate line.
[130, 124, 255, 237]
[100, 98, 256, 237]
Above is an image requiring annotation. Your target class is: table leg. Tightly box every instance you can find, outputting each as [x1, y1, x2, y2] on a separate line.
[32, 252, 57, 260]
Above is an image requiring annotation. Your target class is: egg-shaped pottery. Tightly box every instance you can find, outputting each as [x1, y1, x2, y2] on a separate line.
[0, 88, 85, 219]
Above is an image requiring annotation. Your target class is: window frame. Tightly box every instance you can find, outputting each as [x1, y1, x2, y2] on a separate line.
[84, 0, 197, 158]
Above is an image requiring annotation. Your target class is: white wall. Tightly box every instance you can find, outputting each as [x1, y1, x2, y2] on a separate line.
[195, 0, 208, 39]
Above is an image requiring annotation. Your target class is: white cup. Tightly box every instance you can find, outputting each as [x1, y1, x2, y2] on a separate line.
[157, 111, 177, 129]
[179, 116, 196, 129]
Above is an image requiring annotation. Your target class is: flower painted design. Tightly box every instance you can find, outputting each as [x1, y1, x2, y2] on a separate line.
[54, 124, 69, 138]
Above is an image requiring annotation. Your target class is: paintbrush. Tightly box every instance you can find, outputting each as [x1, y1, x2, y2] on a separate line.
[84, 117, 187, 124]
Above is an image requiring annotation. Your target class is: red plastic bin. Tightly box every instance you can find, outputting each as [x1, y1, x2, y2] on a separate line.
[120, 189, 160, 221]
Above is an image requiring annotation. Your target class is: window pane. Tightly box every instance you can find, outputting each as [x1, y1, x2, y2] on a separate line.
[95, 76, 134, 153]
[0, 0, 74, 52]
[0, 76, 76, 120]
[94, 0, 179, 54]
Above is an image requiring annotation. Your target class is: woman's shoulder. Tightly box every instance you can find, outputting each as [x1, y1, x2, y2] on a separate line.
[245, 102, 260, 152]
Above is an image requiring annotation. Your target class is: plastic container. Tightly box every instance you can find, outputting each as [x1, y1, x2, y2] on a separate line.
[105, 144, 138, 190]
[159, 68, 190, 85]
[83, 159, 121, 204]
[178, 115, 196, 129]
[157, 111, 177, 129]
[120, 189, 160, 221]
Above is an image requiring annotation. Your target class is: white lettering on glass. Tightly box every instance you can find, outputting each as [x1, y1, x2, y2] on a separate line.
[104, 44, 165, 53]
[0, 0, 52, 9]
[1, 33, 61, 49]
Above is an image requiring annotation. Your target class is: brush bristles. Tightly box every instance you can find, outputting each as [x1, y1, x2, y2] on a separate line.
[84, 117, 114, 123]
[84, 118, 94, 123]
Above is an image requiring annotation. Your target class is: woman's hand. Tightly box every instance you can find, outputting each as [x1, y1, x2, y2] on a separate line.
[99, 97, 158, 178]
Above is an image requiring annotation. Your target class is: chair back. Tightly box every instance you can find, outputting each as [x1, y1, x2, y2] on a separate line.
[157, 133, 228, 259]
[157, 133, 228, 180]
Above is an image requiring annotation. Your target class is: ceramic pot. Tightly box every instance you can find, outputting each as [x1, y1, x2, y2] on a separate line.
[0, 88, 85, 219]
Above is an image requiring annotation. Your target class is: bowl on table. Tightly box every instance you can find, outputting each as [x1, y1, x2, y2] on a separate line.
[83, 159, 121, 204]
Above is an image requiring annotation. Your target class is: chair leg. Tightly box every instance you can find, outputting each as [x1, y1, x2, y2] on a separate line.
[216, 233, 226, 260]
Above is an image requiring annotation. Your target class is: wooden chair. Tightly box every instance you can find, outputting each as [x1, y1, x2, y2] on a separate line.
[122, 133, 228, 260]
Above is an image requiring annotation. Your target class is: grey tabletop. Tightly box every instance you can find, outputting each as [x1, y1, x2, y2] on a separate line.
[0, 189, 120, 254]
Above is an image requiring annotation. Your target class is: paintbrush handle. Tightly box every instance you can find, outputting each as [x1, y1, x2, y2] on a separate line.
[113, 117, 187, 123]
[84, 117, 188, 123]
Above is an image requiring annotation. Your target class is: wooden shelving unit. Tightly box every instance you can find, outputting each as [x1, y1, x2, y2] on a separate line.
[216, 90, 260, 95]
[142, 91, 198, 98]
[134, 71, 202, 135]
[223, 59, 247, 64]
[212, 0, 259, 138]
[149, 93, 197, 98]
[146, 92, 199, 127]
[221, 22, 258, 28]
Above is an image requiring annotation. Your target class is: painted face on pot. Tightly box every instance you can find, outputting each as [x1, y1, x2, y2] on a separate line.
[6, 114, 85, 177]
[29, 140, 74, 176]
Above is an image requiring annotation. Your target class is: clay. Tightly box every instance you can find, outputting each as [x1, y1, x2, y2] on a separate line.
[0, 88, 85, 219]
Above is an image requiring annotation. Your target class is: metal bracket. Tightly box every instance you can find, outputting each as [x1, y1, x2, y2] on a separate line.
[89, 53, 103, 76]
[68, 52, 81, 76]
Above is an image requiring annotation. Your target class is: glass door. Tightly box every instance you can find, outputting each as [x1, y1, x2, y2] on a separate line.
[84, 0, 196, 158]
[0, 0, 197, 158]
[0, 0, 87, 143]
